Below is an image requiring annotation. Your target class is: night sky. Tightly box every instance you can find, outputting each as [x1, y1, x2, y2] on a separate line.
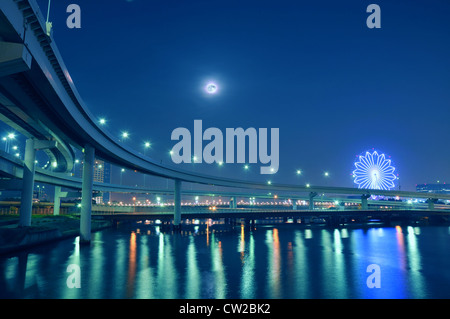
[28, 0, 450, 191]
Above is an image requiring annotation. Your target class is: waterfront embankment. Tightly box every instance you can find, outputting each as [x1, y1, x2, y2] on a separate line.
[0, 215, 111, 255]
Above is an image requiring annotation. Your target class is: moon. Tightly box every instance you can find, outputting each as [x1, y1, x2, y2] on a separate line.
[205, 82, 218, 94]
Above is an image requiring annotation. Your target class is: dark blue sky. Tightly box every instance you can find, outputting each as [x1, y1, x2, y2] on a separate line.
[33, 0, 450, 191]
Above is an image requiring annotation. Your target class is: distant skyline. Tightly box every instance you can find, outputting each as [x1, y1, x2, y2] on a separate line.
[20, 0, 450, 191]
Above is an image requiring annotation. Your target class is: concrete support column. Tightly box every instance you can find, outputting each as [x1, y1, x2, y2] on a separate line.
[309, 192, 317, 210]
[54, 185, 62, 216]
[174, 179, 182, 230]
[19, 139, 36, 227]
[361, 194, 371, 210]
[80, 144, 95, 243]
[427, 198, 437, 211]
[230, 196, 237, 209]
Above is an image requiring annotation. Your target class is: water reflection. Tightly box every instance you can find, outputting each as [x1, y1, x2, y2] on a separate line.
[265, 228, 281, 298]
[240, 231, 255, 299]
[210, 233, 227, 298]
[184, 236, 199, 298]
[1, 224, 450, 298]
[293, 231, 308, 298]
[405, 226, 425, 298]
[126, 232, 136, 298]
[62, 237, 80, 299]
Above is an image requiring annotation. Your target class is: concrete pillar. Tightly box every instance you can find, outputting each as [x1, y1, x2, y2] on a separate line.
[361, 197, 368, 210]
[54, 185, 62, 216]
[19, 139, 57, 227]
[427, 198, 436, 211]
[309, 192, 317, 210]
[80, 144, 95, 243]
[230, 196, 237, 209]
[19, 139, 36, 227]
[174, 179, 181, 230]
[361, 194, 371, 210]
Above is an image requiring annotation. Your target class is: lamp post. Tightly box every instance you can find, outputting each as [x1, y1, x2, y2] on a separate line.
[120, 131, 129, 143]
[73, 159, 79, 176]
[3, 133, 15, 153]
[143, 141, 151, 186]
[144, 142, 151, 154]
[120, 168, 125, 185]
[45, 0, 52, 36]
[324, 171, 330, 186]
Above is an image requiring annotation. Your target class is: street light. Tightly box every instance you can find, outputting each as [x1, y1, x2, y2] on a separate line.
[120, 168, 125, 184]
[296, 169, 302, 175]
[143, 141, 151, 187]
[45, 0, 52, 36]
[99, 118, 106, 125]
[120, 131, 129, 142]
[323, 171, 330, 187]
[3, 133, 15, 152]
[73, 159, 79, 176]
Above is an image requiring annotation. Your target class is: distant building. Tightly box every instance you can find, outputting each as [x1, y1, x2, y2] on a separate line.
[93, 160, 111, 204]
[416, 183, 450, 194]
[77, 159, 111, 203]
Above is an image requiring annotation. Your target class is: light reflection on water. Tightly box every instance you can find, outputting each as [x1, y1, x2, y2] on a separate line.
[1, 224, 450, 299]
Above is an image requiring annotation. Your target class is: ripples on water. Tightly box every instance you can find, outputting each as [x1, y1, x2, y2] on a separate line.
[1, 223, 450, 299]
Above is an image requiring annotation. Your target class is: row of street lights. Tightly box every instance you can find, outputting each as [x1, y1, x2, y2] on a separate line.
[99, 117, 334, 184]
[99, 117, 151, 148]
[2, 132, 21, 157]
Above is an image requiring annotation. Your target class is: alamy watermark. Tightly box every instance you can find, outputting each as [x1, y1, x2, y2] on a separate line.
[366, 264, 381, 288]
[170, 120, 279, 174]
[66, 264, 81, 289]
[60, 3, 380, 31]
[366, 4, 381, 29]
[65, 4, 81, 29]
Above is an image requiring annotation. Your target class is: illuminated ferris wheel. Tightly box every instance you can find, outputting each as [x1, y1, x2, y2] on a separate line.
[353, 150, 397, 190]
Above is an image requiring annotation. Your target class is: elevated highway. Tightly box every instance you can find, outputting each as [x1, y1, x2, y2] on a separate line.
[0, 149, 448, 210]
